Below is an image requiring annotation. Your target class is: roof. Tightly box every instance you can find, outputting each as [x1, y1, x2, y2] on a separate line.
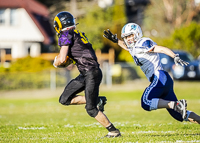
[0, 0, 55, 45]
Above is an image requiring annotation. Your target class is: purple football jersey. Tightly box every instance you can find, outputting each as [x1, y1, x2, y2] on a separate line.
[58, 29, 99, 72]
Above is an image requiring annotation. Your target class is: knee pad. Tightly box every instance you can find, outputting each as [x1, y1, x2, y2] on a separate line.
[86, 105, 99, 117]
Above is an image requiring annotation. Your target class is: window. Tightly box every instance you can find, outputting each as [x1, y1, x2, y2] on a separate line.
[0, 48, 11, 63]
[0, 48, 11, 55]
[0, 9, 6, 25]
[10, 9, 18, 26]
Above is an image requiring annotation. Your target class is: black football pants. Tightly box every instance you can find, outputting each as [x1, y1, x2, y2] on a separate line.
[59, 68, 102, 117]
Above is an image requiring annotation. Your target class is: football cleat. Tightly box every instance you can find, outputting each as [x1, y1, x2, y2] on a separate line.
[105, 129, 121, 138]
[97, 96, 107, 112]
[173, 99, 187, 119]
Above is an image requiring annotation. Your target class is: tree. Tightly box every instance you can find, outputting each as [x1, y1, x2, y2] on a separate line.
[143, 0, 200, 38]
[162, 0, 200, 27]
[77, 0, 127, 62]
[172, 22, 200, 58]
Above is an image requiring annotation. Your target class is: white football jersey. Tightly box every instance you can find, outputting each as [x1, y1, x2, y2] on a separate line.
[128, 37, 163, 81]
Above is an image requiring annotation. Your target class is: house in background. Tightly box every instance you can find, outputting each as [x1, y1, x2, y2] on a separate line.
[0, 0, 55, 63]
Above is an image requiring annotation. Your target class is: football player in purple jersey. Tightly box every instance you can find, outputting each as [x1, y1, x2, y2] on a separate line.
[53, 11, 121, 137]
[103, 23, 200, 124]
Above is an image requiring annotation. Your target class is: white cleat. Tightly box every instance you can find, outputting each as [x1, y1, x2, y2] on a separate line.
[104, 129, 121, 138]
[174, 99, 187, 119]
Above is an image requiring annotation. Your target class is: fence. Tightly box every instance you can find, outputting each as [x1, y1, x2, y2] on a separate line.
[0, 48, 115, 65]
[0, 48, 145, 90]
[0, 62, 143, 91]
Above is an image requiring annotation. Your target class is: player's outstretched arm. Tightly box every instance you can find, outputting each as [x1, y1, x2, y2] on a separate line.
[118, 40, 129, 51]
[103, 29, 129, 51]
[153, 45, 189, 66]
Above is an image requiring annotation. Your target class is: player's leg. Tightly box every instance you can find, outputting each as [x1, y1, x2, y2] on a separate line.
[141, 73, 165, 111]
[59, 73, 107, 106]
[157, 99, 187, 112]
[84, 68, 121, 137]
[60, 74, 107, 111]
[165, 94, 186, 122]
[163, 72, 187, 121]
[141, 70, 186, 120]
[70, 95, 86, 104]
[59, 74, 85, 105]
[156, 98, 187, 121]
[185, 111, 200, 124]
[71, 95, 107, 112]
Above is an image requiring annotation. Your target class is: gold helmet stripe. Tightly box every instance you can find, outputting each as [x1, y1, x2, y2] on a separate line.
[54, 16, 62, 33]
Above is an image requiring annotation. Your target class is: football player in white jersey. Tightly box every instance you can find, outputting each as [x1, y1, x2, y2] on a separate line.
[103, 23, 200, 124]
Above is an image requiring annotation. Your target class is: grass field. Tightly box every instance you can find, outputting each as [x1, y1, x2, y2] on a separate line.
[0, 80, 200, 143]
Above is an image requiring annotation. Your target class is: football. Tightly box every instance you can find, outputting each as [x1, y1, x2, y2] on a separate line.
[58, 56, 76, 68]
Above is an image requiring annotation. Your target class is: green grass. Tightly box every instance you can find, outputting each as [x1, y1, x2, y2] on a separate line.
[0, 81, 200, 142]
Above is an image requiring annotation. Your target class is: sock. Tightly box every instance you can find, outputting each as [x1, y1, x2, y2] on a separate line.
[169, 101, 175, 109]
[106, 123, 117, 132]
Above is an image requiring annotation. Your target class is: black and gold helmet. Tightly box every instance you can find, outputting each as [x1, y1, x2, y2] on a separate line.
[53, 11, 76, 35]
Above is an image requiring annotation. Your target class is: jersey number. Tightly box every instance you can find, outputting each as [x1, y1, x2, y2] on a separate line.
[74, 30, 89, 44]
[133, 56, 142, 66]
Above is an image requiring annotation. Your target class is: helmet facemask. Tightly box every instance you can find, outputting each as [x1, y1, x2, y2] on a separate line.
[61, 18, 76, 31]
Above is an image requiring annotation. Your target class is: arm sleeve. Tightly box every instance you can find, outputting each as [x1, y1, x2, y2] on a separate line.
[58, 31, 73, 47]
[142, 39, 157, 53]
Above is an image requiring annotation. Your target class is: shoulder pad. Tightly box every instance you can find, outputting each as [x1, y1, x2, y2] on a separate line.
[135, 37, 157, 52]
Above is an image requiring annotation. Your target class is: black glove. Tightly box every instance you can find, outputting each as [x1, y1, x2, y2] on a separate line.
[174, 54, 189, 66]
[103, 29, 118, 43]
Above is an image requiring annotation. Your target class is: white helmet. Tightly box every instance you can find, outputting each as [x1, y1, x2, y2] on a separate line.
[121, 23, 143, 47]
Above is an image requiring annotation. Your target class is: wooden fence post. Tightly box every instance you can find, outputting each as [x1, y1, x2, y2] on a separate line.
[0, 50, 6, 64]
[109, 48, 115, 65]
[95, 48, 115, 65]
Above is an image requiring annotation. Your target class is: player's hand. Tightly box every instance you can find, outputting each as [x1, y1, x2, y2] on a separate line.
[103, 29, 118, 43]
[174, 54, 189, 66]
[59, 56, 75, 68]
[53, 56, 76, 68]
